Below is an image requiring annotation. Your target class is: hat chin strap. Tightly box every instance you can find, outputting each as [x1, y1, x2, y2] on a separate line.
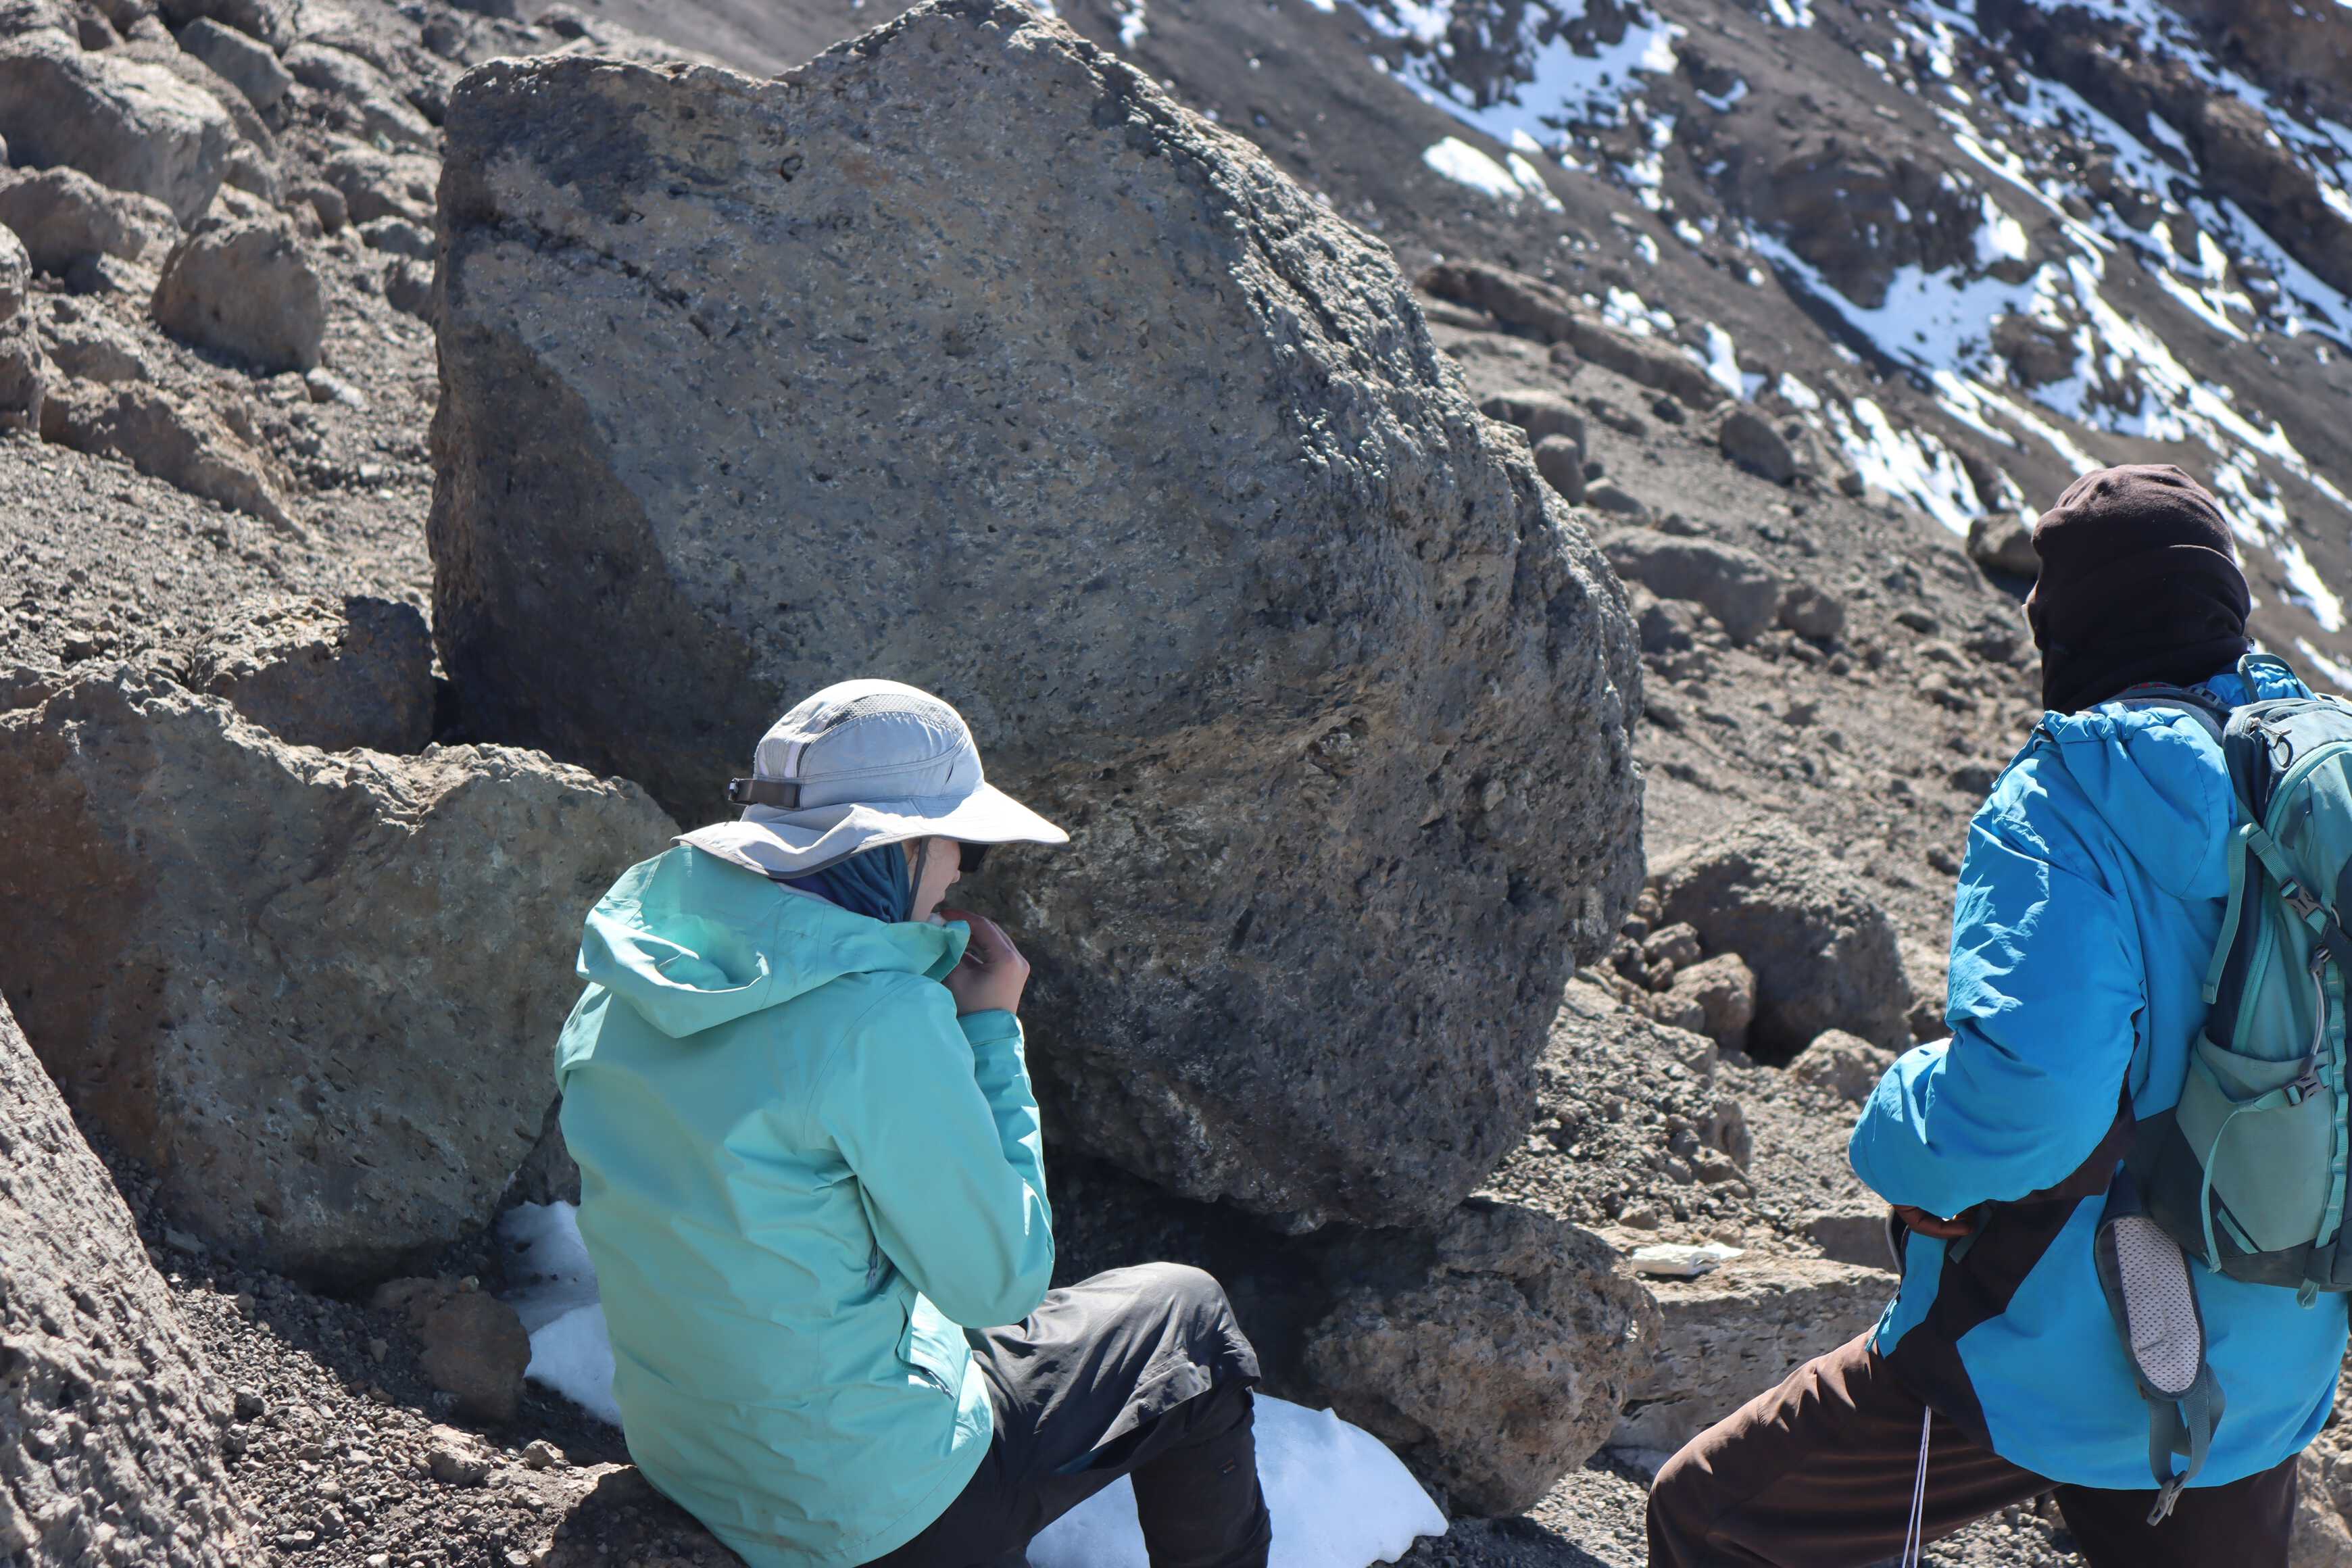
[905, 836, 932, 918]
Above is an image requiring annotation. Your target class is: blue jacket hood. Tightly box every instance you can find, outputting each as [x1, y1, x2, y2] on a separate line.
[2024, 666, 2305, 902]
[574, 844, 968, 1039]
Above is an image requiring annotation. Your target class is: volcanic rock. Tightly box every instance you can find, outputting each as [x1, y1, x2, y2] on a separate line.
[428, 2, 1643, 1231]
[178, 593, 435, 753]
[1302, 1200, 1660, 1515]
[40, 377, 297, 530]
[319, 143, 437, 224]
[176, 16, 292, 114]
[283, 42, 435, 149]
[1650, 820, 1912, 1058]
[1534, 433, 1586, 505]
[157, 0, 294, 50]
[1717, 408, 1796, 485]
[1479, 385, 1586, 449]
[1661, 952, 1757, 1053]
[371, 1279, 531, 1423]
[0, 224, 41, 433]
[1788, 1029, 1896, 1104]
[1778, 583, 1846, 643]
[0, 993, 250, 1564]
[0, 164, 178, 272]
[0, 34, 235, 224]
[1604, 532, 1786, 644]
[151, 212, 325, 373]
[1967, 511, 2039, 577]
[0, 665, 676, 1282]
[1609, 1254, 1890, 1460]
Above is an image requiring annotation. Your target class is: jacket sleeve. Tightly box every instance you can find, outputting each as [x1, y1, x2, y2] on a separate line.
[1849, 801, 2143, 1219]
[820, 981, 1054, 1329]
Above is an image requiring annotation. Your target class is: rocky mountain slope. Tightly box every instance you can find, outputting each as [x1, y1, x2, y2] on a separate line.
[0, 0, 2348, 1565]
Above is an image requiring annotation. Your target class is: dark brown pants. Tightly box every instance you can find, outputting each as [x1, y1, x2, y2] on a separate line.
[1646, 1333, 2297, 1567]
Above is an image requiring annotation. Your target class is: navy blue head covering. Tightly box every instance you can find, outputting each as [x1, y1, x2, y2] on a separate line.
[783, 842, 913, 923]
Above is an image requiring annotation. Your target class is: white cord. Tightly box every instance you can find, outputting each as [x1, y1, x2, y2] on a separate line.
[1899, 1404, 1932, 1568]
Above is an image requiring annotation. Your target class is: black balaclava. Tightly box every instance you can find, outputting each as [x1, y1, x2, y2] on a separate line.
[2026, 464, 2253, 713]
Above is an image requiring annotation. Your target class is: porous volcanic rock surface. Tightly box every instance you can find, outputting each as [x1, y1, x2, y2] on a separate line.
[427, 0, 1644, 1234]
[0, 994, 251, 1567]
[0, 664, 675, 1283]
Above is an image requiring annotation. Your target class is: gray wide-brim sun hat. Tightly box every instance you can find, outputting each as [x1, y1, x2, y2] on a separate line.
[679, 678, 1068, 879]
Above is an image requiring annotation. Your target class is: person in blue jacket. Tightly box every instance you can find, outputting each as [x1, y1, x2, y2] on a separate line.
[1646, 466, 2347, 1566]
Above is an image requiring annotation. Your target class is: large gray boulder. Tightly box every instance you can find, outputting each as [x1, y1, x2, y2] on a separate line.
[1651, 821, 1913, 1058]
[0, 993, 251, 1564]
[0, 36, 235, 224]
[0, 666, 676, 1283]
[428, 0, 1643, 1230]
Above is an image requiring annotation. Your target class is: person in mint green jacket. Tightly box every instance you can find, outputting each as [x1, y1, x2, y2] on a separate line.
[556, 679, 1271, 1568]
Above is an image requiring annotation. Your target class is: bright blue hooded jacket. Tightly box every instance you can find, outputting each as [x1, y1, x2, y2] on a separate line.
[1853, 662, 2348, 1488]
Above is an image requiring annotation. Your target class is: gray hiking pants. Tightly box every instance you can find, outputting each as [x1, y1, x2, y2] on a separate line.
[862, 1263, 1272, 1568]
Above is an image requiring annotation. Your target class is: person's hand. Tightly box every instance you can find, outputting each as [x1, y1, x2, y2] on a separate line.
[941, 907, 1031, 1018]
[1893, 1204, 1980, 1240]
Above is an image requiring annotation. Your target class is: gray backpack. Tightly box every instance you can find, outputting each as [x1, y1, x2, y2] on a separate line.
[2090, 654, 2352, 1519]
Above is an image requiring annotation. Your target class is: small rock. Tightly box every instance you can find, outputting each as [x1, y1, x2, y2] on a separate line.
[1788, 1029, 1896, 1104]
[283, 43, 435, 149]
[291, 180, 348, 234]
[1478, 386, 1586, 447]
[426, 1437, 491, 1488]
[1619, 1202, 1661, 1230]
[232, 1388, 266, 1420]
[39, 377, 298, 531]
[1717, 407, 1796, 484]
[1642, 922, 1702, 971]
[1533, 432, 1585, 504]
[1604, 533, 1786, 645]
[1629, 1242, 1742, 1279]
[1663, 952, 1757, 1053]
[162, 1227, 206, 1255]
[158, 0, 296, 51]
[357, 216, 433, 261]
[1585, 479, 1651, 520]
[0, 166, 179, 274]
[151, 213, 326, 374]
[174, 16, 291, 113]
[1967, 512, 2038, 578]
[1778, 583, 1846, 643]
[522, 1439, 564, 1470]
[382, 257, 433, 320]
[303, 366, 366, 408]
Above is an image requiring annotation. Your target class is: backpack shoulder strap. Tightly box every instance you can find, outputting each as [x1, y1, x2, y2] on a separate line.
[2111, 684, 2230, 747]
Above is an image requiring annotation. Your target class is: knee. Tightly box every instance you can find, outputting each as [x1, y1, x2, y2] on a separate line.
[1136, 1262, 1230, 1319]
[1645, 1442, 1717, 1554]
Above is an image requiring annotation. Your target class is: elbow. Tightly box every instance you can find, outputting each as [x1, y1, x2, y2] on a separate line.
[933, 1235, 1055, 1330]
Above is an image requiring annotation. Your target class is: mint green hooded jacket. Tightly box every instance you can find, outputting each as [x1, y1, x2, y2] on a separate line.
[554, 844, 1055, 1567]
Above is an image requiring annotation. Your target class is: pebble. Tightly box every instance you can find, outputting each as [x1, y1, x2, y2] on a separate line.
[521, 1439, 564, 1471]
[233, 1389, 267, 1421]
[427, 1443, 491, 1488]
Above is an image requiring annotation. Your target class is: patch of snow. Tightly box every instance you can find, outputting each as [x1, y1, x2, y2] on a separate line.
[1697, 78, 1748, 113]
[1507, 151, 1566, 212]
[1115, 0, 1147, 49]
[2296, 639, 2352, 695]
[1827, 396, 1982, 534]
[498, 1202, 622, 1427]
[1701, 323, 1747, 399]
[1763, 0, 1813, 24]
[1422, 137, 1526, 201]
[1033, 1397, 1447, 1567]
[1975, 194, 2028, 266]
[1778, 372, 1822, 411]
[1369, 1, 1683, 147]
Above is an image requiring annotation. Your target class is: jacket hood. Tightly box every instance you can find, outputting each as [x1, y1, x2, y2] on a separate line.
[2028, 662, 2307, 901]
[575, 844, 969, 1039]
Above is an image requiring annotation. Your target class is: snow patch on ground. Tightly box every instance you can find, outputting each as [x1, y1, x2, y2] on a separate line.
[1423, 137, 1563, 210]
[500, 1202, 1448, 1567]
[498, 1202, 622, 1427]
[1033, 1398, 1446, 1567]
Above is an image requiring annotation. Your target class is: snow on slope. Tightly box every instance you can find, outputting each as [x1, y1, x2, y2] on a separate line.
[1338, 0, 2352, 627]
